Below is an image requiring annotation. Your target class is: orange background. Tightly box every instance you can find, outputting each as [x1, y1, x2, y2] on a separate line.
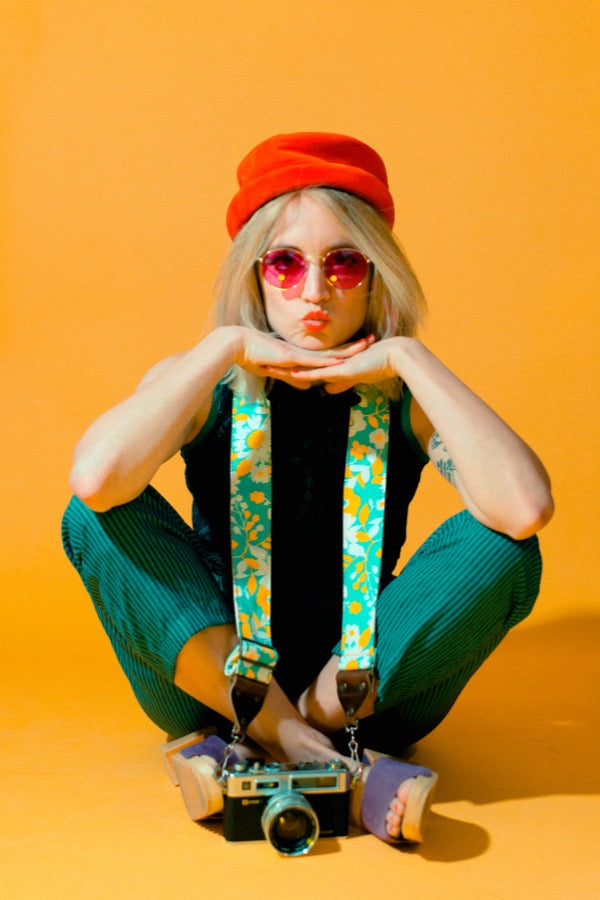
[2, 3, 599, 896]
[3, 1, 597, 640]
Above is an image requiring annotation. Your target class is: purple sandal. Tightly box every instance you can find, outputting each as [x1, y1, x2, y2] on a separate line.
[360, 757, 438, 844]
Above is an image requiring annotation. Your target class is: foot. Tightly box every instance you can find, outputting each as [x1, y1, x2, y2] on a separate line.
[349, 765, 416, 840]
[357, 757, 438, 844]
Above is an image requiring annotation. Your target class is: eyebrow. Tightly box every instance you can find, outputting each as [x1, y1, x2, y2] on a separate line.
[266, 242, 361, 252]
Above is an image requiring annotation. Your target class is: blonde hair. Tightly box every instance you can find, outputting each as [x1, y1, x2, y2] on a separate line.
[213, 188, 426, 398]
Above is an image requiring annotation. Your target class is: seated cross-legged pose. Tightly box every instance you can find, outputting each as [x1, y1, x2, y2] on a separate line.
[62, 132, 553, 846]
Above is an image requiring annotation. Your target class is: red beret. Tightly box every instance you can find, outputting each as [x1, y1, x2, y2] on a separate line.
[226, 132, 395, 238]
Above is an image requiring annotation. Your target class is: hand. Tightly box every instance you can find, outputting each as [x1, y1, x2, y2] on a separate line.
[286, 337, 398, 393]
[236, 327, 377, 390]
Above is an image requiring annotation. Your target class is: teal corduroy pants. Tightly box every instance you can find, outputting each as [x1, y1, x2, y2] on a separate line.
[62, 486, 541, 750]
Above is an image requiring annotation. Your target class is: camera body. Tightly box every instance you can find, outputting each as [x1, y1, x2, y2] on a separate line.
[223, 758, 351, 854]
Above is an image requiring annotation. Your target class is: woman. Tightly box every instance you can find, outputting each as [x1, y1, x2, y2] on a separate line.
[62, 132, 553, 846]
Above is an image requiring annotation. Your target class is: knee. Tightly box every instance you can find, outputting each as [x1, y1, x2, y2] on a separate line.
[443, 511, 543, 623]
[61, 495, 95, 569]
[61, 487, 159, 572]
[61, 486, 160, 560]
[442, 509, 541, 563]
[387, 511, 543, 626]
[501, 530, 542, 626]
[469, 512, 541, 586]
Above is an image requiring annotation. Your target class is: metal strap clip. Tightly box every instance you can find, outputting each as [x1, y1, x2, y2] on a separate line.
[335, 668, 376, 721]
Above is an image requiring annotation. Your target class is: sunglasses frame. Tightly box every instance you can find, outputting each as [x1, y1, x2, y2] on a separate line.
[258, 247, 372, 291]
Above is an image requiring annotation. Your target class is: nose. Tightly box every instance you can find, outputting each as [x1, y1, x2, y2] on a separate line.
[300, 258, 330, 303]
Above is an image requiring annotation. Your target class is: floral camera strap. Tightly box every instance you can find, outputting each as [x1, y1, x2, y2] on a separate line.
[225, 384, 390, 734]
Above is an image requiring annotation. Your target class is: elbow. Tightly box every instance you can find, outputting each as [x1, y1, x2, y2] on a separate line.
[69, 442, 150, 512]
[69, 464, 120, 513]
[509, 500, 554, 540]
[504, 488, 555, 541]
[471, 484, 555, 541]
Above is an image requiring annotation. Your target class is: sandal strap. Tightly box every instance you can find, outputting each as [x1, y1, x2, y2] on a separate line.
[360, 757, 436, 844]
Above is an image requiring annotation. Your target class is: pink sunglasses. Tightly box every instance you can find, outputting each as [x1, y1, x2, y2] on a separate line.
[259, 247, 371, 291]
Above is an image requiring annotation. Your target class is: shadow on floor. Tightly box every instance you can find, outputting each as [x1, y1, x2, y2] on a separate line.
[367, 613, 600, 862]
[416, 613, 599, 803]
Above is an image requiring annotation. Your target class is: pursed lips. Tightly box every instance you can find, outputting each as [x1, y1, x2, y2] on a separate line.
[302, 310, 330, 332]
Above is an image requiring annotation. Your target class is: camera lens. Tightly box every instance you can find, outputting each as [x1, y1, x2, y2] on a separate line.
[261, 790, 320, 856]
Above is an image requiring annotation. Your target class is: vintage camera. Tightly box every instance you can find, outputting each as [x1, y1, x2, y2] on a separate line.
[222, 758, 351, 856]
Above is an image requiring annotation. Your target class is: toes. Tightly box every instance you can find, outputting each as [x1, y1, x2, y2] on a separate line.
[390, 796, 405, 816]
[385, 779, 414, 838]
[385, 809, 402, 838]
[386, 796, 406, 838]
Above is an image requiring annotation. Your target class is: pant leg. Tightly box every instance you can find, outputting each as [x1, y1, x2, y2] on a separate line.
[61, 486, 235, 738]
[344, 510, 542, 753]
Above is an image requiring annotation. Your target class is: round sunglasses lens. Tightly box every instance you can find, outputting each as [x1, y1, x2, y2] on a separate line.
[262, 250, 305, 289]
[324, 250, 368, 288]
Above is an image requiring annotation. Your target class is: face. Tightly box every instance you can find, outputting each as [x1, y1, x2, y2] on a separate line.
[259, 194, 370, 350]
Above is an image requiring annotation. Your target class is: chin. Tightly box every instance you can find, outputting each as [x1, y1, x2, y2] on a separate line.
[289, 333, 334, 350]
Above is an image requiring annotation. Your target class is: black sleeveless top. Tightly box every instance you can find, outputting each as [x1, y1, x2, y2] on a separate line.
[181, 380, 428, 699]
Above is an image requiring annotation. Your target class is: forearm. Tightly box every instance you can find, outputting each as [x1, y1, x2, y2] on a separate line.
[69, 327, 242, 511]
[389, 338, 554, 538]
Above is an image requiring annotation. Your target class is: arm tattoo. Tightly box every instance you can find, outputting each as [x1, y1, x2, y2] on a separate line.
[430, 432, 458, 486]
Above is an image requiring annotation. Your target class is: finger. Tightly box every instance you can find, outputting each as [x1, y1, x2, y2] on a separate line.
[262, 358, 346, 375]
[257, 359, 334, 373]
[333, 334, 375, 359]
[288, 366, 339, 381]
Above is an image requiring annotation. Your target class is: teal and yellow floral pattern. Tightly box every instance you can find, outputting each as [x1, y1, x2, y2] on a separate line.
[225, 391, 277, 683]
[340, 385, 389, 671]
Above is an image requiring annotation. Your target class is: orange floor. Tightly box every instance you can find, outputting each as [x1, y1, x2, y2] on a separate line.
[3, 566, 599, 899]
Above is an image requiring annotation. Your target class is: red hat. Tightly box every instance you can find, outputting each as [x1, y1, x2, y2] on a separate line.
[226, 132, 395, 238]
